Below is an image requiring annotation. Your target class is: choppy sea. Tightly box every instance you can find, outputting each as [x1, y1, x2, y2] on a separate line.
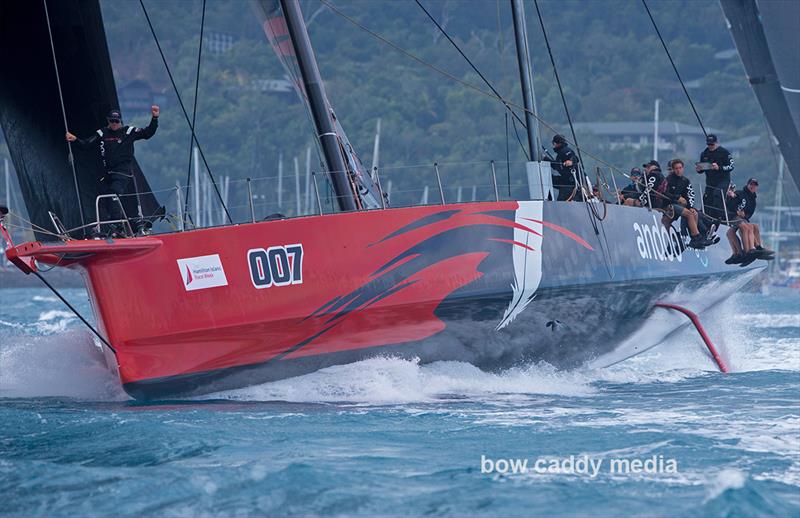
[0, 287, 798, 516]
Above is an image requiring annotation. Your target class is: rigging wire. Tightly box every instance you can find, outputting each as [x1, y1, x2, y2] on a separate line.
[532, 0, 611, 275]
[531, 0, 584, 183]
[317, 0, 652, 196]
[182, 0, 206, 224]
[414, 0, 530, 164]
[511, 110, 530, 161]
[42, 0, 86, 238]
[413, 0, 527, 130]
[4, 214, 67, 240]
[641, 0, 708, 137]
[138, 0, 233, 224]
[505, 112, 511, 196]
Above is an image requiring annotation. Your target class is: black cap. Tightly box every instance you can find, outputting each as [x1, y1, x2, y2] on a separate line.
[630, 167, 642, 176]
[747, 178, 759, 186]
[106, 109, 122, 120]
[706, 134, 718, 144]
[642, 159, 660, 169]
[552, 134, 567, 145]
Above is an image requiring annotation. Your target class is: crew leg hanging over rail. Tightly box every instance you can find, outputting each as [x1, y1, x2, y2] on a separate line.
[654, 302, 728, 373]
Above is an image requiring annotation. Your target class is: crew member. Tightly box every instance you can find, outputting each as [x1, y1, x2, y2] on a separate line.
[661, 158, 712, 249]
[619, 167, 644, 206]
[724, 178, 774, 265]
[550, 134, 581, 201]
[66, 106, 159, 236]
[639, 160, 666, 209]
[695, 134, 733, 222]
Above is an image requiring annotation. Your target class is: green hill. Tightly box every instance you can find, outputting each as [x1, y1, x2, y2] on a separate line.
[3, 0, 798, 217]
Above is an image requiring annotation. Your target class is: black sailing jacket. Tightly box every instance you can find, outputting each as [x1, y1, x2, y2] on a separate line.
[698, 145, 734, 188]
[552, 145, 579, 186]
[663, 173, 696, 209]
[729, 188, 757, 221]
[75, 117, 158, 174]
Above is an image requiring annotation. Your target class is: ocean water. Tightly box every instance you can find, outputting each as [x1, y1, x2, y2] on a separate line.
[0, 287, 798, 516]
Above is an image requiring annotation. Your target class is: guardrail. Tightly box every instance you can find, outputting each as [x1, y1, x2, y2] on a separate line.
[54, 158, 741, 239]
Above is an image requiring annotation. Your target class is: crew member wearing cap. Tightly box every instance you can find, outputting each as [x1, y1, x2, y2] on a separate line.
[724, 178, 774, 265]
[661, 158, 713, 249]
[550, 134, 581, 201]
[695, 134, 733, 222]
[639, 160, 666, 209]
[66, 106, 159, 236]
[619, 167, 644, 206]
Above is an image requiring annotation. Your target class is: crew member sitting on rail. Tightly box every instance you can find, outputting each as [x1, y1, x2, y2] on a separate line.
[660, 158, 713, 250]
[724, 178, 774, 265]
[66, 106, 159, 237]
[550, 134, 581, 201]
[639, 160, 666, 209]
[619, 167, 644, 206]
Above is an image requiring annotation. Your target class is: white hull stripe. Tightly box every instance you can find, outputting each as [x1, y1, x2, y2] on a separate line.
[496, 201, 544, 330]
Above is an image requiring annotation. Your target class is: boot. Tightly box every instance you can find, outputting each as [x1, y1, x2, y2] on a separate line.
[739, 249, 761, 267]
[688, 234, 713, 249]
[725, 253, 743, 265]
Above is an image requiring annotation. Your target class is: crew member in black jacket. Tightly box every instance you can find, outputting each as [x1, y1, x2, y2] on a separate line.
[695, 133, 733, 222]
[638, 160, 666, 209]
[619, 167, 644, 206]
[661, 158, 712, 249]
[550, 134, 581, 201]
[66, 106, 159, 236]
[724, 178, 774, 264]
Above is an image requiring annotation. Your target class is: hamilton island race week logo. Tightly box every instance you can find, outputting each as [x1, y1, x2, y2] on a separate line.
[176, 254, 229, 291]
[247, 244, 304, 289]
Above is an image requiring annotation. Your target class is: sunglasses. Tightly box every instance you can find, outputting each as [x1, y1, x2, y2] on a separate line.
[107, 118, 121, 124]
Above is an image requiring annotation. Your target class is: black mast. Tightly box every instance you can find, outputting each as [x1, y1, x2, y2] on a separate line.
[280, 0, 356, 211]
[510, 0, 540, 161]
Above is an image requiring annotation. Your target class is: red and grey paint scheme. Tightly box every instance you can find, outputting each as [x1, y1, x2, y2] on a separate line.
[2, 201, 764, 399]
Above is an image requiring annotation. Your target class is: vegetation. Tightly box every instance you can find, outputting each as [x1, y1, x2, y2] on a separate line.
[3, 0, 798, 216]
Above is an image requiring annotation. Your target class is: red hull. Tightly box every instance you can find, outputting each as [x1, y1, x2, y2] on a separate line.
[4, 201, 762, 398]
[52, 203, 528, 392]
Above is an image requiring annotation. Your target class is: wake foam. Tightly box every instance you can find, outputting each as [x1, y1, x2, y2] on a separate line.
[0, 291, 795, 403]
[591, 292, 799, 382]
[213, 294, 797, 404]
[0, 329, 126, 400]
[211, 356, 595, 403]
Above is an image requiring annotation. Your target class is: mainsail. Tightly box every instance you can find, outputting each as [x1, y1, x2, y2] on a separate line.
[720, 0, 800, 186]
[0, 0, 162, 240]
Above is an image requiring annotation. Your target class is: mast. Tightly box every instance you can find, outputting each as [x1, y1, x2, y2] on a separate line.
[510, 0, 540, 161]
[280, 0, 356, 211]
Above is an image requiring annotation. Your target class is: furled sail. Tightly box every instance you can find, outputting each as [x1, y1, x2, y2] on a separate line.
[253, 0, 383, 210]
[720, 0, 800, 186]
[0, 0, 162, 240]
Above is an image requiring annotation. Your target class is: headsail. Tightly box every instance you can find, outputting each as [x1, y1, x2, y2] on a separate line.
[0, 0, 162, 240]
[253, 0, 383, 210]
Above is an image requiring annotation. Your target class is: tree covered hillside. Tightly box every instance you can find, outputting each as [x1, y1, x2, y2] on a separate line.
[3, 0, 797, 217]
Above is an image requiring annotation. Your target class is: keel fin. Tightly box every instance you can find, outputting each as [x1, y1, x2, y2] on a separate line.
[654, 302, 729, 373]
